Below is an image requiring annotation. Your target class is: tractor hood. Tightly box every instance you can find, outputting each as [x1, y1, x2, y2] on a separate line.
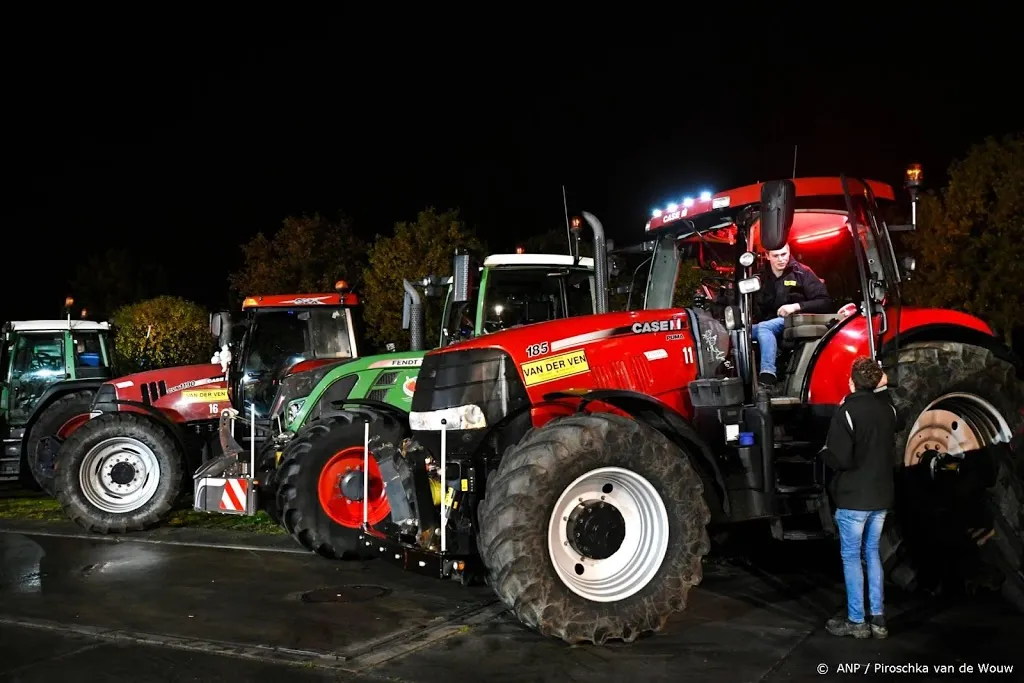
[92, 363, 229, 423]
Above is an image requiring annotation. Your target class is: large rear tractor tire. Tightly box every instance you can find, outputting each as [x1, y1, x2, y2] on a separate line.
[25, 390, 96, 496]
[882, 341, 1024, 611]
[276, 409, 406, 559]
[477, 412, 711, 645]
[53, 412, 184, 533]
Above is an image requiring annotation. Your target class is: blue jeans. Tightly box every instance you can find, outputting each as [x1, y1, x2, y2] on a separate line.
[752, 316, 786, 376]
[835, 508, 887, 622]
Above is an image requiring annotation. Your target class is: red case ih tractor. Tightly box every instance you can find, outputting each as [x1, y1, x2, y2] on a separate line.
[51, 289, 364, 533]
[315, 171, 1024, 644]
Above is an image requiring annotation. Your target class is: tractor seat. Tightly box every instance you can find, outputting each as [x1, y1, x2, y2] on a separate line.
[783, 313, 835, 341]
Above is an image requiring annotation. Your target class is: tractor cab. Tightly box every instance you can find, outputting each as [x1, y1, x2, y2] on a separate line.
[439, 253, 598, 346]
[642, 173, 915, 408]
[218, 285, 362, 419]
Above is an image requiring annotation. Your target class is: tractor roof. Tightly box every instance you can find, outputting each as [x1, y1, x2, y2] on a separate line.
[645, 177, 896, 243]
[6, 320, 110, 332]
[241, 293, 359, 309]
[483, 253, 595, 269]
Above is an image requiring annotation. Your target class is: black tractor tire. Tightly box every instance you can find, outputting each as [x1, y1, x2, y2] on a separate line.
[882, 341, 1024, 611]
[25, 390, 97, 496]
[53, 412, 185, 533]
[275, 409, 407, 559]
[255, 438, 283, 525]
[477, 412, 711, 645]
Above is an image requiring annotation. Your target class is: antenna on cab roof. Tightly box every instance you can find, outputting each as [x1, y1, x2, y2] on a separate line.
[792, 145, 798, 178]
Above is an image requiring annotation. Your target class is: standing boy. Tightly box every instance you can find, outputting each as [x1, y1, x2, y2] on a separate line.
[821, 356, 896, 639]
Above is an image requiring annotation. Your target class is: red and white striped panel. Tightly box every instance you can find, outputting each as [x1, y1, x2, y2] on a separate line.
[219, 478, 249, 511]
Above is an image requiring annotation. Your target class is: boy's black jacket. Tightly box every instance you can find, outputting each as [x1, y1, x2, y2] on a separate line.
[821, 388, 897, 510]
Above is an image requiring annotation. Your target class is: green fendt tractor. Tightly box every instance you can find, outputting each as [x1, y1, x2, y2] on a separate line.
[197, 224, 611, 558]
[0, 313, 114, 494]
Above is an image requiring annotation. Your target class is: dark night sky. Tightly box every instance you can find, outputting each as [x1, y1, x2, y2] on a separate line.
[4, 19, 1021, 321]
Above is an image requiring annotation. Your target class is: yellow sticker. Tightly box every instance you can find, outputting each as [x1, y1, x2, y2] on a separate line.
[520, 349, 590, 387]
[275, 451, 283, 466]
[444, 486, 455, 507]
[182, 388, 229, 402]
[783, 279, 797, 286]
[460, 478, 469, 492]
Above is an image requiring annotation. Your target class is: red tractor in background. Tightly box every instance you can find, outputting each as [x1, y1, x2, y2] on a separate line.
[338, 167, 1023, 644]
[50, 288, 363, 533]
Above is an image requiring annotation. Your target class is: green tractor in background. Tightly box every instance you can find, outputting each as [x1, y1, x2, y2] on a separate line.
[197, 218, 611, 558]
[1, 305, 115, 494]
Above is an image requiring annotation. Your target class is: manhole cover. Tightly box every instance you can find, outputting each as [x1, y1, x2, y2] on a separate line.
[301, 584, 392, 603]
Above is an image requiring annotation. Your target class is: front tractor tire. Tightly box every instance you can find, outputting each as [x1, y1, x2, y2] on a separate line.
[477, 412, 711, 645]
[53, 413, 184, 533]
[275, 409, 406, 560]
[883, 341, 1024, 611]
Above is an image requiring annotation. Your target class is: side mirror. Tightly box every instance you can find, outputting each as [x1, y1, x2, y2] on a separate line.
[759, 179, 796, 251]
[386, 342, 396, 352]
[210, 313, 223, 338]
[901, 255, 916, 273]
[452, 253, 471, 303]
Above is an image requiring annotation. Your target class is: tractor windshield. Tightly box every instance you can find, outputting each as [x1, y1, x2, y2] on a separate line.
[479, 267, 594, 334]
[238, 306, 354, 417]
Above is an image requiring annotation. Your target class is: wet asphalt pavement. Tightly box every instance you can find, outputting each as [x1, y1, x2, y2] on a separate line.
[0, 518, 1020, 683]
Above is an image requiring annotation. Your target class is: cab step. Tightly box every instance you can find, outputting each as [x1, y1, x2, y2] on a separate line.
[776, 484, 823, 495]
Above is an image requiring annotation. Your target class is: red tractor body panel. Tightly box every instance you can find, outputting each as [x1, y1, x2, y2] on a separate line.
[105, 364, 228, 424]
[241, 293, 359, 308]
[431, 309, 700, 426]
[807, 307, 995, 405]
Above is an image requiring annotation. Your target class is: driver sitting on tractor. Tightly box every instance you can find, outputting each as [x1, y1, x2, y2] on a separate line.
[752, 242, 832, 386]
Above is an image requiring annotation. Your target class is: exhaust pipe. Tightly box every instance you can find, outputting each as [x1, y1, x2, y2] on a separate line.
[403, 279, 425, 351]
[582, 212, 609, 314]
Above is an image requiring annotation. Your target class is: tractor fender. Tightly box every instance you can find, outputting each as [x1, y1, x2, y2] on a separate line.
[22, 380, 107, 442]
[543, 388, 729, 516]
[106, 399, 192, 460]
[879, 324, 1024, 379]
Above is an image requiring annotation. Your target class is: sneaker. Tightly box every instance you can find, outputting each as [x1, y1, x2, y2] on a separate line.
[826, 616, 871, 639]
[869, 615, 888, 639]
[758, 372, 777, 386]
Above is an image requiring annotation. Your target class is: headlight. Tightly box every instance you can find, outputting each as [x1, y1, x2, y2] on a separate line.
[738, 276, 761, 294]
[409, 404, 487, 431]
[286, 399, 305, 424]
[724, 306, 737, 330]
[739, 251, 755, 267]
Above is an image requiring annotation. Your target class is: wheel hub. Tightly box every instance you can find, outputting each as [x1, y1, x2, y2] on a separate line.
[339, 469, 364, 502]
[547, 466, 670, 603]
[109, 461, 137, 486]
[566, 500, 626, 560]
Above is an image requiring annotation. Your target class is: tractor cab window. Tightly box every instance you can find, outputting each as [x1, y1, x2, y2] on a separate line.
[8, 332, 67, 423]
[440, 275, 480, 347]
[481, 267, 593, 334]
[243, 311, 309, 377]
[308, 309, 354, 359]
[73, 332, 109, 379]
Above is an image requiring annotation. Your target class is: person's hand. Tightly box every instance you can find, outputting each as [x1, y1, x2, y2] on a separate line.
[877, 371, 888, 389]
[778, 303, 800, 317]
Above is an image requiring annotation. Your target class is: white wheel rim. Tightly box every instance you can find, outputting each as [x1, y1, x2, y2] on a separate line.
[547, 466, 670, 603]
[904, 392, 1011, 467]
[78, 437, 161, 514]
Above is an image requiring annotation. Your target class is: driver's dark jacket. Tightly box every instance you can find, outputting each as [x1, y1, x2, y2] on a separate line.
[821, 388, 897, 511]
[756, 260, 832, 321]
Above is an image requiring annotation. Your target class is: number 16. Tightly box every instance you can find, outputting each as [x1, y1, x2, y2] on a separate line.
[683, 347, 694, 364]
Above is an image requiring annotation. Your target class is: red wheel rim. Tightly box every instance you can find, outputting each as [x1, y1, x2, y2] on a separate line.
[317, 446, 390, 528]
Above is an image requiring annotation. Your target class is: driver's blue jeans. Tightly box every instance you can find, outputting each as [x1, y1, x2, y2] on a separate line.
[752, 317, 786, 376]
[835, 508, 887, 622]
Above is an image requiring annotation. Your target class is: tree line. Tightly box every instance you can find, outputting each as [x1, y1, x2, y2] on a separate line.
[73, 132, 1024, 372]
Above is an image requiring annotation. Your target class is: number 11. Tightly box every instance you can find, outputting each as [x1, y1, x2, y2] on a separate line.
[683, 347, 694, 364]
